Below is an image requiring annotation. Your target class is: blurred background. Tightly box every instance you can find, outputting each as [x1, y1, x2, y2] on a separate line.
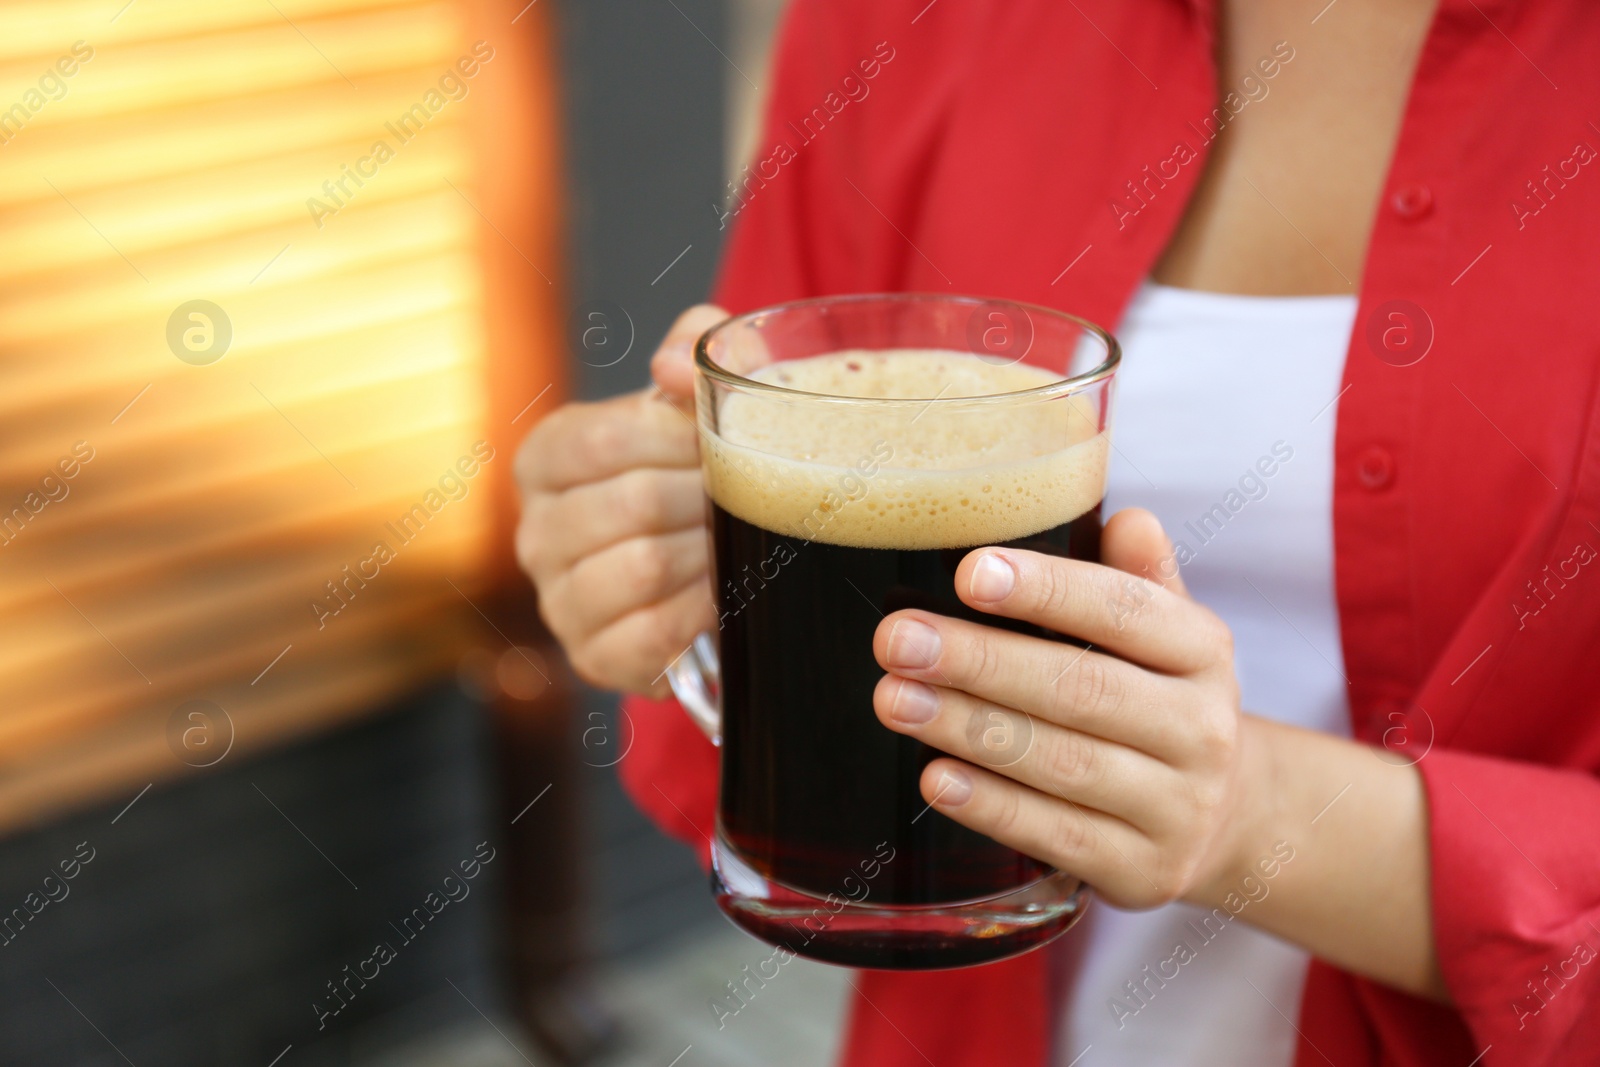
[0, 1, 847, 1064]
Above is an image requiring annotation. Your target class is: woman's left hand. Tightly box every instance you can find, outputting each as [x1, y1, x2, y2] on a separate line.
[872, 507, 1258, 910]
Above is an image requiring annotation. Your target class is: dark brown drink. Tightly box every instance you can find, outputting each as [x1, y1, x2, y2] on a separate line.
[713, 503, 1101, 966]
[701, 348, 1108, 969]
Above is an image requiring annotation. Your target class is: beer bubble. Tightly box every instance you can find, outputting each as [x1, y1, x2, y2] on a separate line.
[704, 350, 1107, 551]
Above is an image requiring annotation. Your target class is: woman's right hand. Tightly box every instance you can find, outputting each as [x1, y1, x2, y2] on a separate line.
[515, 305, 728, 696]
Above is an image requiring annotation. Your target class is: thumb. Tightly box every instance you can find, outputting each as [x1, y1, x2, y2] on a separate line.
[1102, 507, 1188, 598]
[651, 304, 730, 403]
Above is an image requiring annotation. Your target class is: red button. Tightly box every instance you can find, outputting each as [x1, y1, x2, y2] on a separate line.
[1356, 446, 1395, 490]
[1391, 185, 1434, 220]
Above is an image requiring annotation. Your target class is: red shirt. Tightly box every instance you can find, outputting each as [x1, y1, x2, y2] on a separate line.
[619, 2, 1600, 1064]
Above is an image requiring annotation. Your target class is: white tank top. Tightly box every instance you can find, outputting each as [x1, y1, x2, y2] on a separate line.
[1054, 281, 1358, 1066]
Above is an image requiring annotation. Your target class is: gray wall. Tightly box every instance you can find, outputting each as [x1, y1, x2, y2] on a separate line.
[560, 0, 731, 401]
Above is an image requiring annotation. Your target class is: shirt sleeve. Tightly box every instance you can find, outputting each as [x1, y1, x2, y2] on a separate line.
[1417, 749, 1600, 1062]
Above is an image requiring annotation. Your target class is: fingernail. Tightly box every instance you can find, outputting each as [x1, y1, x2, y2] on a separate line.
[889, 679, 939, 724]
[886, 619, 941, 669]
[933, 767, 972, 807]
[969, 552, 1016, 603]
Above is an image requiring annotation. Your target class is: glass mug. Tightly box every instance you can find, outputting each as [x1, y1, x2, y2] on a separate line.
[668, 293, 1118, 969]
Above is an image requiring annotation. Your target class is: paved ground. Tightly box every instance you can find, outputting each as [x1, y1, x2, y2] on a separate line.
[379, 922, 850, 1067]
[588, 921, 851, 1067]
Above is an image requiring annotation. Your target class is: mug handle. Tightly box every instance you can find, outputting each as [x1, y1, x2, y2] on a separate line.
[666, 631, 722, 744]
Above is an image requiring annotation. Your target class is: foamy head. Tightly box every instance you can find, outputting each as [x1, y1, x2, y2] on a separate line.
[702, 349, 1109, 550]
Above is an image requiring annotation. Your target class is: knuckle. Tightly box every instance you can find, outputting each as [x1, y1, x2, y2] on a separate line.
[1031, 561, 1075, 620]
[988, 785, 1026, 840]
[1050, 804, 1091, 861]
[515, 518, 544, 579]
[1192, 702, 1239, 764]
[665, 304, 729, 349]
[624, 536, 674, 596]
[629, 610, 673, 669]
[580, 411, 628, 463]
[516, 403, 576, 482]
[1053, 651, 1119, 715]
[564, 645, 609, 690]
[1044, 728, 1099, 788]
[639, 599, 698, 666]
[536, 584, 583, 651]
[964, 702, 1030, 766]
[1187, 777, 1228, 825]
[966, 632, 1006, 690]
[1110, 576, 1157, 636]
[621, 471, 669, 531]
